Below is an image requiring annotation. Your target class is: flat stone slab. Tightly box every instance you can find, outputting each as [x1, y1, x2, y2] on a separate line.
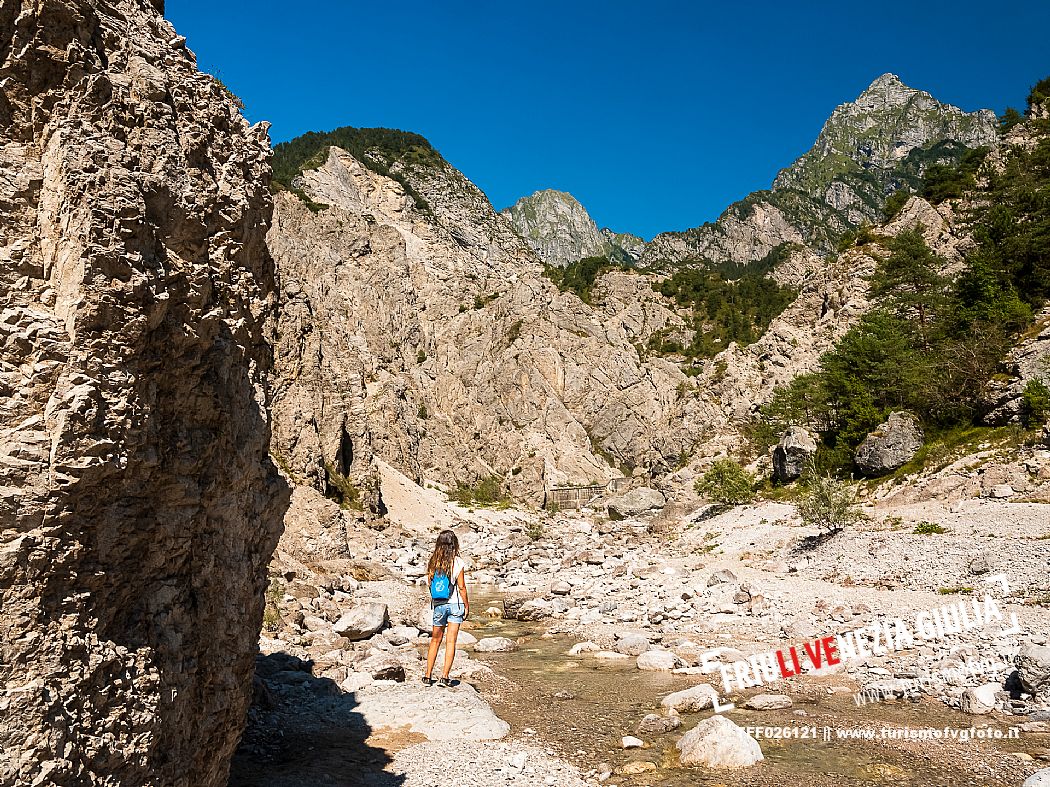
[351, 682, 510, 741]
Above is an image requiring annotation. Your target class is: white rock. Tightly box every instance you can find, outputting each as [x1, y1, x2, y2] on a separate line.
[960, 683, 999, 715]
[621, 735, 644, 749]
[676, 714, 763, 768]
[614, 631, 650, 656]
[474, 637, 518, 653]
[567, 641, 601, 655]
[661, 684, 718, 713]
[333, 603, 388, 640]
[636, 649, 680, 671]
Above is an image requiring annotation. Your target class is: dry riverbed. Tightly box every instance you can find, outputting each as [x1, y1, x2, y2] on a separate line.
[230, 463, 1050, 787]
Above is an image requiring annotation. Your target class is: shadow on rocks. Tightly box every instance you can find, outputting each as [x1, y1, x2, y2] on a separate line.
[228, 652, 407, 787]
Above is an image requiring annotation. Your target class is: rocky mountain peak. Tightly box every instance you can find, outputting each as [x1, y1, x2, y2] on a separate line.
[642, 75, 999, 268]
[858, 72, 908, 99]
[501, 189, 643, 266]
[775, 74, 998, 192]
[500, 189, 609, 266]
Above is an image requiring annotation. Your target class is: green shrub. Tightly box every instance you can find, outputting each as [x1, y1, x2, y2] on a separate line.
[1022, 378, 1050, 428]
[1028, 76, 1050, 109]
[695, 459, 755, 506]
[211, 75, 244, 110]
[882, 188, 911, 221]
[323, 462, 363, 510]
[921, 147, 988, 204]
[795, 469, 864, 533]
[913, 521, 947, 535]
[449, 476, 510, 508]
[1000, 107, 1024, 133]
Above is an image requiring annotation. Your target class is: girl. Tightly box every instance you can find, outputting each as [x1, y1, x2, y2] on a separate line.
[423, 529, 470, 687]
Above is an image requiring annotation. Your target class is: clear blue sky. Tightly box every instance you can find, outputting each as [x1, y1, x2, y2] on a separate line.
[168, 1, 1048, 240]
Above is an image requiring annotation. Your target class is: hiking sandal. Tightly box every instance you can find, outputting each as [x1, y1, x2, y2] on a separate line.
[435, 677, 450, 688]
[421, 675, 434, 686]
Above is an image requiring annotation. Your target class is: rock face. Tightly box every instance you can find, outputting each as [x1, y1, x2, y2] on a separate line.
[268, 145, 699, 504]
[501, 189, 639, 267]
[676, 715, 764, 768]
[854, 411, 924, 475]
[980, 308, 1050, 425]
[772, 426, 817, 483]
[0, 3, 287, 786]
[641, 74, 998, 267]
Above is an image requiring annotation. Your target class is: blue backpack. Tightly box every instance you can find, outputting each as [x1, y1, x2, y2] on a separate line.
[430, 571, 453, 602]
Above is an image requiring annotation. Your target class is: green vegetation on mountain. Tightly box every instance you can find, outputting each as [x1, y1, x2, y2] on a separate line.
[920, 146, 989, 204]
[542, 255, 634, 304]
[755, 84, 1050, 472]
[271, 126, 439, 214]
[648, 244, 798, 359]
[1029, 76, 1050, 109]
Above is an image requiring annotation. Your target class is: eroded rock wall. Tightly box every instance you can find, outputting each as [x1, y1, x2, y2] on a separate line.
[268, 149, 704, 507]
[0, 1, 287, 784]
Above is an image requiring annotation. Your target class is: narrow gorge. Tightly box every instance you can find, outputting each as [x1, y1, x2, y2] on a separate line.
[3, 2, 1050, 786]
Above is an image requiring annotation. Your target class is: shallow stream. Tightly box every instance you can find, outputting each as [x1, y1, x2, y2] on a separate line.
[463, 589, 1043, 786]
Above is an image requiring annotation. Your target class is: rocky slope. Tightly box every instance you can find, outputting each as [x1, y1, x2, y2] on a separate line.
[268, 147, 709, 516]
[0, 2, 286, 785]
[267, 94, 991, 519]
[640, 74, 998, 267]
[501, 189, 642, 266]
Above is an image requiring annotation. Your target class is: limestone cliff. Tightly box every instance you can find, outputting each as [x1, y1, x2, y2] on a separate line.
[0, 1, 287, 785]
[641, 74, 998, 267]
[268, 145, 705, 507]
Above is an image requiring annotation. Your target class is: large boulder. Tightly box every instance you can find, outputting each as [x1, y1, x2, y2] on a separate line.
[0, 2, 288, 785]
[676, 715, 763, 768]
[333, 603, 389, 640]
[1017, 644, 1050, 695]
[772, 427, 817, 483]
[607, 487, 666, 520]
[854, 411, 923, 475]
[1024, 770, 1050, 787]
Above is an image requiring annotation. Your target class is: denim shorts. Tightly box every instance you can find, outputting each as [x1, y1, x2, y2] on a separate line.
[432, 602, 466, 627]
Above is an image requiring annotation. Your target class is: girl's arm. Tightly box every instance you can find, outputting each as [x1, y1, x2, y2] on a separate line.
[458, 570, 469, 618]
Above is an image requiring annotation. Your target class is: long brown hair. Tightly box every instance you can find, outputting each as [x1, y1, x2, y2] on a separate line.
[427, 529, 459, 581]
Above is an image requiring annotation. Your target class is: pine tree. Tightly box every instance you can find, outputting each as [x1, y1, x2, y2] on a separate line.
[869, 229, 950, 350]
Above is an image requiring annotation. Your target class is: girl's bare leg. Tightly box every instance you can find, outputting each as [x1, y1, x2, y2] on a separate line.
[441, 622, 460, 679]
[425, 626, 445, 679]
